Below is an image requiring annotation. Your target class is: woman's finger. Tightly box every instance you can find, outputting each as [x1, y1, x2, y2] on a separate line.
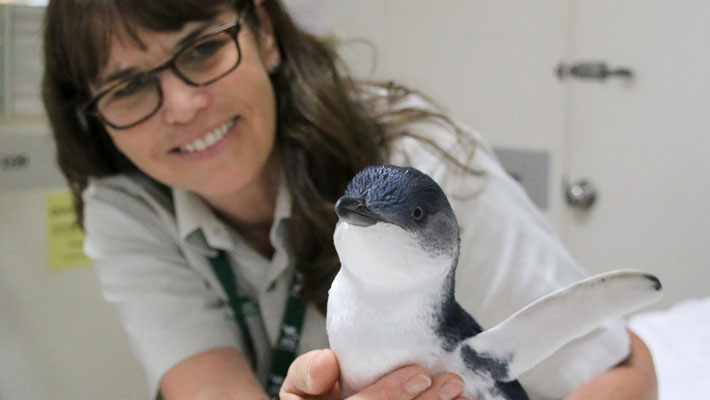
[280, 349, 340, 398]
[347, 365, 434, 400]
[413, 371, 465, 400]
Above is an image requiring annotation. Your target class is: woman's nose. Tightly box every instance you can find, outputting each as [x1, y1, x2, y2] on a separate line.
[159, 70, 211, 125]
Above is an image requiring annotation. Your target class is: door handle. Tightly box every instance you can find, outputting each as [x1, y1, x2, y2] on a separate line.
[565, 178, 598, 210]
[556, 61, 633, 81]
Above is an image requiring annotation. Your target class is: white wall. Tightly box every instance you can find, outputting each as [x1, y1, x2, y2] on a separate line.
[0, 135, 149, 399]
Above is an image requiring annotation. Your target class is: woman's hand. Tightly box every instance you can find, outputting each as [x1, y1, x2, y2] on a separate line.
[280, 349, 470, 400]
[563, 330, 658, 400]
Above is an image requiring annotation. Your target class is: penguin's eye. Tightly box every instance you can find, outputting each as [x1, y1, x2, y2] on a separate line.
[411, 206, 425, 221]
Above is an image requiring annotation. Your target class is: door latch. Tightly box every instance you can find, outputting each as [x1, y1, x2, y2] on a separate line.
[556, 61, 633, 81]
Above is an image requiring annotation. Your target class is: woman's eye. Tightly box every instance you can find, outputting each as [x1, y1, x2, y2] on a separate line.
[185, 38, 228, 60]
[112, 76, 150, 98]
[411, 206, 425, 221]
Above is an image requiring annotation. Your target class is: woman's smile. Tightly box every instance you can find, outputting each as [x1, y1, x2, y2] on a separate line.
[172, 116, 239, 158]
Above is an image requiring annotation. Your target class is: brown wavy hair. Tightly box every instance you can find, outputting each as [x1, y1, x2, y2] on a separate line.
[42, 0, 476, 312]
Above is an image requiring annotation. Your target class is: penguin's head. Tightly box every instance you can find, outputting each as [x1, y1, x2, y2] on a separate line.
[333, 165, 459, 288]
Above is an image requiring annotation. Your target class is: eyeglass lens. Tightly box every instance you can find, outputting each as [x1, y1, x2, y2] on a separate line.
[97, 29, 239, 129]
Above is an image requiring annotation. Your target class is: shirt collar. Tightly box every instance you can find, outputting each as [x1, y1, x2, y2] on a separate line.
[269, 171, 292, 252]
[172, 171, 292, 252]
[272, 172, 292, 226]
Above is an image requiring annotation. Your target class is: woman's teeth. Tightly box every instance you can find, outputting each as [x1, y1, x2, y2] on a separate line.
[180, 118, 235, 153]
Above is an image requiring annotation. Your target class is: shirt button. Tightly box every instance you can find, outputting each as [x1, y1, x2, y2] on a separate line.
[266, 281, 277, 292]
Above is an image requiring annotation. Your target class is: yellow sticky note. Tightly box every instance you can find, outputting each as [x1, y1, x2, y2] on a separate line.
[47, 190, 91, 271]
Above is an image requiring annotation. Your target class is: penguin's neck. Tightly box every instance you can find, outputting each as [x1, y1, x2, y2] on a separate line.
[341, 257, 451, 299]
[345, 267, 438, 300]
[333, 256, 456, 323]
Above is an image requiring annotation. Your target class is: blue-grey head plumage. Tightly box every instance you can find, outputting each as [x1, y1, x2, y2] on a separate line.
[335, 165, 460, 257]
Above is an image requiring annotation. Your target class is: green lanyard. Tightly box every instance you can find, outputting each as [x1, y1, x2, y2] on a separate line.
[208, 250, 306, 398]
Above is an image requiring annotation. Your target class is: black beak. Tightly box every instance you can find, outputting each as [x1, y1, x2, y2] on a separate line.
[335, 196, 378, 227]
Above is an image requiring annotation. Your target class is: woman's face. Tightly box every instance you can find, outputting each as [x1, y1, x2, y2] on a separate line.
[96, 8, 280, 200]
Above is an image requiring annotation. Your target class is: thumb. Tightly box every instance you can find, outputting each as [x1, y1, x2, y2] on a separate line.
[281, 349, 340, 397]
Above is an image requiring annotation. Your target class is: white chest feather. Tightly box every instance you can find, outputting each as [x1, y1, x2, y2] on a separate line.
[326, 270, 443, 395]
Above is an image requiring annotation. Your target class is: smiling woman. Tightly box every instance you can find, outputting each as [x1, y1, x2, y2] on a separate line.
[41, 0, 657, 399]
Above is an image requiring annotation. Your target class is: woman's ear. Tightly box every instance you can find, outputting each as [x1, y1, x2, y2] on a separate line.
[254, 1, 280, 73]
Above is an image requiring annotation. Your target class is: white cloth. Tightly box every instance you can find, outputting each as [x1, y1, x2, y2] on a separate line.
[629, 298, 710, 400]
[83, 93, 629, 399]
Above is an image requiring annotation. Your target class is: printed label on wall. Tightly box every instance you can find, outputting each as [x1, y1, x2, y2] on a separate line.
[0, 131, 66, 191]
[46, 190, 91, 271]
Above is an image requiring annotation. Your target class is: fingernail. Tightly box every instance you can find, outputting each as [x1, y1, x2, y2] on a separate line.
[405, 374, 432, 394]
[440, 379, 464, 400]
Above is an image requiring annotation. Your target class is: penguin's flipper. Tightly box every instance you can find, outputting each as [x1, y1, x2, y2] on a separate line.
[459, 270, 662, 382]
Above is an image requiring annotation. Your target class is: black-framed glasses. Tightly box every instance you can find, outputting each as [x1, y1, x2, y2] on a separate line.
[83, 12, 247, 130]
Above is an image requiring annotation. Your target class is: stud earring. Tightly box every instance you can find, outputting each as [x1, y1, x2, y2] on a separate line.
[270, 59, 280, 73]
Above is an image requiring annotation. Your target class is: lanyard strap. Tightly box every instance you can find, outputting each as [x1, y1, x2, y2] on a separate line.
[208, 250, 306, 398]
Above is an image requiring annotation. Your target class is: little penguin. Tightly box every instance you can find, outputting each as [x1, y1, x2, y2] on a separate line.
[326, 164, 662, 400]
